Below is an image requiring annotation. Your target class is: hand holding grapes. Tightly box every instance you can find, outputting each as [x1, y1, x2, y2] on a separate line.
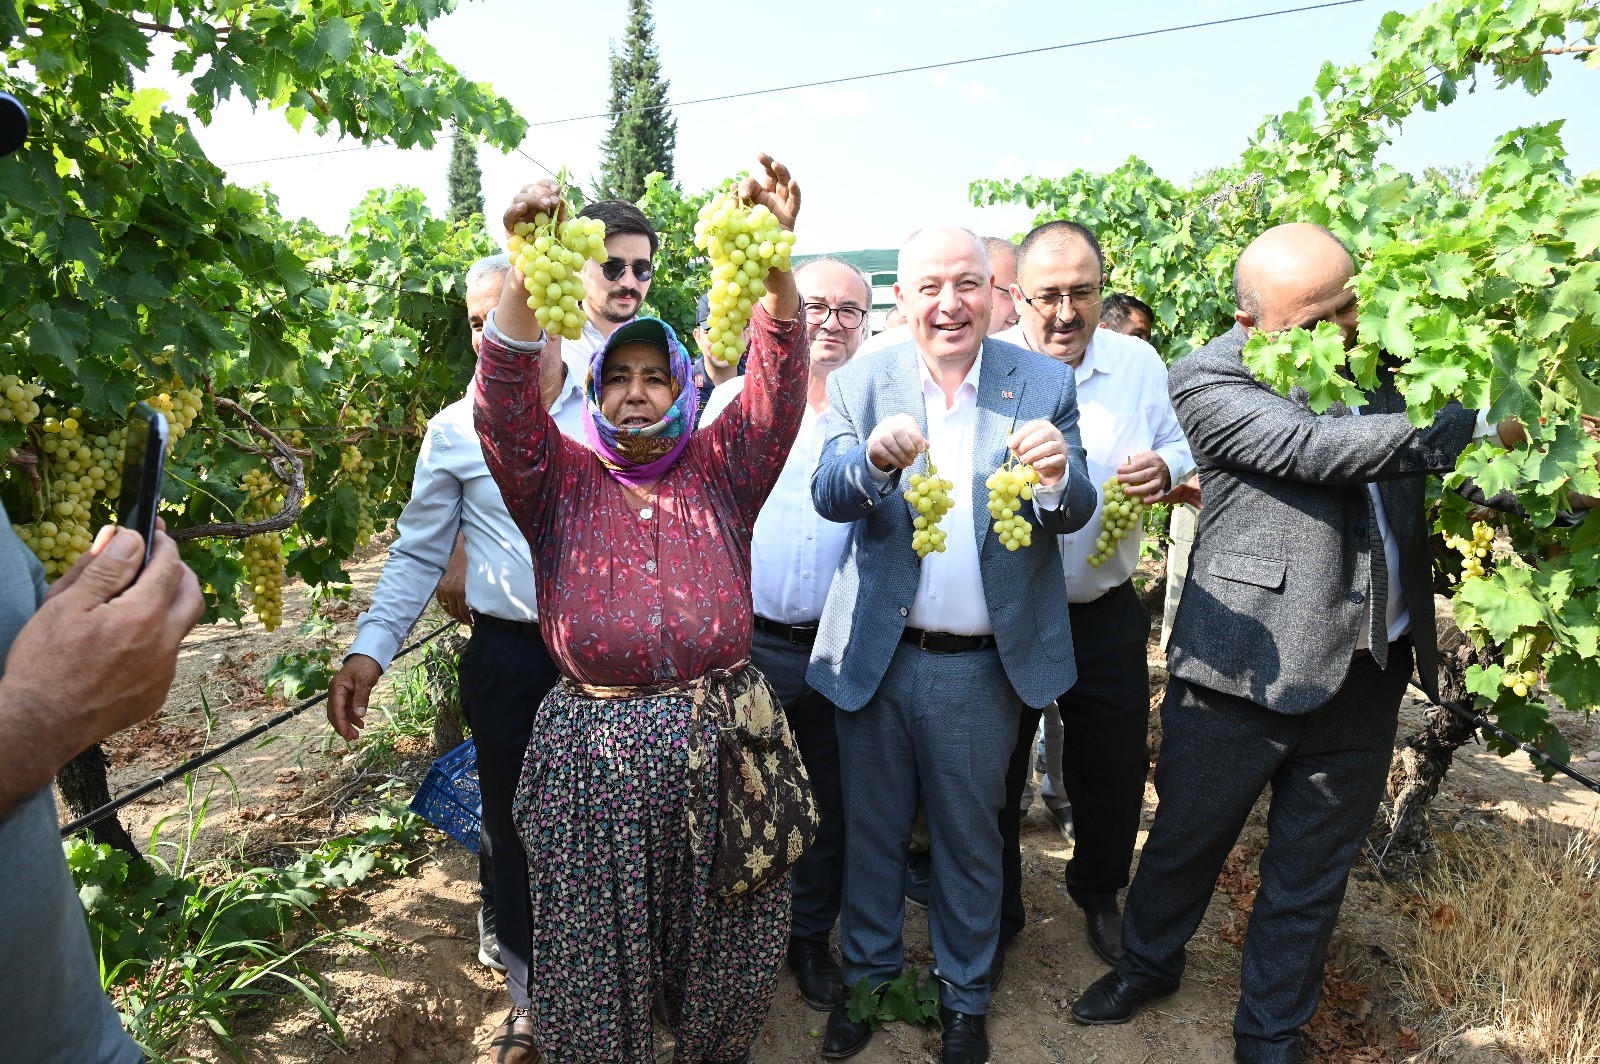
[735, 153, 801, 234]
[501, 178, 565, 236]
[1008, 419, 1068, 485]
[868, 414, 927, 473]
[1116, 450, 1171, 500]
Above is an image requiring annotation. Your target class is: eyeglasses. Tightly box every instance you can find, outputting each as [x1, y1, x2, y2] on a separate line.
[1020, 284, 1104, 315]
[803, 302, 866, 329]
[599, 258, 655, 282]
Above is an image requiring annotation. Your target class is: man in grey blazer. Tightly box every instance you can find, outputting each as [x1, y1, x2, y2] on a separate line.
[1070, 223, 1519, 1062]
[808, 227, 1095, 1064]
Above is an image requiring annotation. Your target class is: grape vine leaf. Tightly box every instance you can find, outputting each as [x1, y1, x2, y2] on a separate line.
[1455, 568, 1547, 643]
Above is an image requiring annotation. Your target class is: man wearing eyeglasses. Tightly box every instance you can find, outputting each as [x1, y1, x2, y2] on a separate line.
[700, 257, 870, 1015]
[994, 220, 1193, 971]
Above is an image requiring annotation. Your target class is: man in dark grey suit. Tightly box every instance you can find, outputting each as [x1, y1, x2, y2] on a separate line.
[1070, 223, 1519, 1063]
[808, 226, 1095, 1064]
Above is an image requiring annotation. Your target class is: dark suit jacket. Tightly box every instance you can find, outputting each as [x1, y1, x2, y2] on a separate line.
[1166, 326, 1477, 714]
[806, 337, 1096, 712]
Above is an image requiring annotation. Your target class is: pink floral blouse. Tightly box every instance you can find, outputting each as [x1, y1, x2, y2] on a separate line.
[475, 305, 809, 686]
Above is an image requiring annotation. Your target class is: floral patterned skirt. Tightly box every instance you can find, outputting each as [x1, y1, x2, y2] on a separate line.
[512, 683, 790, 1064]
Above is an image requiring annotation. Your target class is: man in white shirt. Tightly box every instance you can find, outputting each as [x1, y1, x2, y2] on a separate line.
[324, 241, 618, 1064]
[701, 256, 870, 1014]
[994, 221, 1193, 969]
[855, 235, 1018, 358]
[809, 227, 1094, 1064]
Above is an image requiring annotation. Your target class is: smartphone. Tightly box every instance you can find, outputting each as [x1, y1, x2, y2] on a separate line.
[115, 401, 170, 570]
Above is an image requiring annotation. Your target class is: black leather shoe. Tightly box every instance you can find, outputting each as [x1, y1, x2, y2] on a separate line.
[787, 937, 846, 1011]
[1085, 909, 1124, 966]
[821, 1002, 873, 1059]
[939, 1006, 989, 1064]
[1070, 970, 1176, 1025]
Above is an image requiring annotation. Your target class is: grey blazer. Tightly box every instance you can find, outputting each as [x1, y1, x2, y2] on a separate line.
[1166, 325, 1477, 714]
[805, 337, 1096, 713]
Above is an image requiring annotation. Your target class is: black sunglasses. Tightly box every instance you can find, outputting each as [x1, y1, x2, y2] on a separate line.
[599, 258, 655, 282]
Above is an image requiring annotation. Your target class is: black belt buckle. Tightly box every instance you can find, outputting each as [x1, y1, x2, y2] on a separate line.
[917, 628, 935, 652]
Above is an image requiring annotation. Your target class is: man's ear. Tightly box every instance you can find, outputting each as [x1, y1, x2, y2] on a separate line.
[1233, 310, 1255, 333]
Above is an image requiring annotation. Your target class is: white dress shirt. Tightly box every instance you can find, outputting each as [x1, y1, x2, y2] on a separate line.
[702, 377, 853, 624]
[855, 323, 910, 359]
[348, 373, 587, 670]
[866, 350, 1066, 635]
[996, 326, 1194, 603]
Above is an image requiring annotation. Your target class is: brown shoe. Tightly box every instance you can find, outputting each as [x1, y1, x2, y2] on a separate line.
[486, 1007, 542, 1064]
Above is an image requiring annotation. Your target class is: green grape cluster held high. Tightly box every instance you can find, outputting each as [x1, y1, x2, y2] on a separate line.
[509, 209, 608, 341]
[693, 191, 796, 366]
[904, 460, 955, 558]
[1088, 476, 1146, 568]
[1443, 521, 1494, 582]
[987, 458, 1040, 551]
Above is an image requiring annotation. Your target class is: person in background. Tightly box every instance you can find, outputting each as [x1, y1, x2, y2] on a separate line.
[327, 252, 587, 1062]
[691, 292, 745, 427]
[996, 221, 1193, 970]
[809, 226, 1094, 1064]
[471, 155, 809, 1064]
[1098, 292, 1155, 345]
[701, 256, 871, 1014]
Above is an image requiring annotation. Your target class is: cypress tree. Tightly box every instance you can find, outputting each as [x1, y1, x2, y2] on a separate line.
[447, 134, 485, 224]
[595, 0, 677, 202]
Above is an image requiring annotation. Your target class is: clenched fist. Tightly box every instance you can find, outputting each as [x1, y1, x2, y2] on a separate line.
[867, 414, 927, 473]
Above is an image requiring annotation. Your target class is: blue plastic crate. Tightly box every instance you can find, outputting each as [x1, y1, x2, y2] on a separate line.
[410, 740, 482, 854]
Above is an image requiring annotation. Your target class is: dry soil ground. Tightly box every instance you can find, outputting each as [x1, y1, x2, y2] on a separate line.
[64, 545, 1600, 1064]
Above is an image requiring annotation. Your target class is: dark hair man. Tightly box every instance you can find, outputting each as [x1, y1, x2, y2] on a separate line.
[995, 220, 1193, 972]
[0, 89, 208, 1064]
[1069, 222, 1552, 1062]
[1099, 292, 1155, 344]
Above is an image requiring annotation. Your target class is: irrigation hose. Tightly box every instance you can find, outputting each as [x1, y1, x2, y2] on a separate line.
[1408, 682, 1600, 797]
[59, 620, 460, 839]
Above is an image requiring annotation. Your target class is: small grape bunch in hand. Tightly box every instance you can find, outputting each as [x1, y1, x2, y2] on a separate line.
[1443, 521, 1493, 582]
[905, 460, 955, 558]
[693, 190, 796, 366]
[1087, 475, 1146, 568]
[987, 458, 1040, 551]
[508, 195, 607, 340]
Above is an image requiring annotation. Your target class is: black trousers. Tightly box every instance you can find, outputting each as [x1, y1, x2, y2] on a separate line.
[749, 627, 845, 943]
[1118, 641, 1412, 1064]
[1002, 579, 1151, 940]
[458, 618, 562, 1009]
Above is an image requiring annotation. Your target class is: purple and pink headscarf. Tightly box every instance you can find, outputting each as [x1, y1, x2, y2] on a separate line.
[581, 316, 699, 489]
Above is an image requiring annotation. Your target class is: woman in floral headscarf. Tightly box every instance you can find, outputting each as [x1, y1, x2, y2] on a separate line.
[473, 156, 809, 1064]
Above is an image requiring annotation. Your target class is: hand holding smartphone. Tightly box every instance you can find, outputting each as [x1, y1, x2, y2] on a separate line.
[116, 401, 170, 570]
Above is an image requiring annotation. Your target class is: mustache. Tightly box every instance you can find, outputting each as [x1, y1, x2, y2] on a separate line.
[609, 288, 641, 302]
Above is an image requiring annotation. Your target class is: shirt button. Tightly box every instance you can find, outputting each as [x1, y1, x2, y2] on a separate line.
[1348, 591, 1365, 605]
[649, 612, 663, 624]
[899, 607, 909, 617]
[802, 571, 811, 578]
[645, 560, 657, 573]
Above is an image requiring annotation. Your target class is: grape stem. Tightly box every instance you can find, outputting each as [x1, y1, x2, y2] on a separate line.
[4, 446, 42, 496]
[170, 396, 307, 543]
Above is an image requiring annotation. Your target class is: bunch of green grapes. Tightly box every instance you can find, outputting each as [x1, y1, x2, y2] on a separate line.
[13, 409, 127, 577]
[144, 379, 204, 442]
[1501, 666, 1540, 699]
[987, 458, 1040, 551]
[1443, 520, 1494, 582]
[1087, 476, 1146, 568]
[905, 460, 955, 558]
[239, 467, 286, 630]
[692, 191, 796, 366]
[508, 209, 608, 340]
[339, 444, 379, 547]
[0, 375, 44, 424]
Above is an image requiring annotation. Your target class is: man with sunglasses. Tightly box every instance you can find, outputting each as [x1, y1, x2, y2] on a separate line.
[700, 258, 871, 1013]
[994, 220, 1192, 970]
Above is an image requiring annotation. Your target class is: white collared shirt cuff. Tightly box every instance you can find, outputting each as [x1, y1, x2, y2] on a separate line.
[866, 457, 895, 486]
[1032, 473, 1067, 510]
[484, 309, 548, 354]
[1155, 446, 1193, 490]
[347, 626, 401, 673]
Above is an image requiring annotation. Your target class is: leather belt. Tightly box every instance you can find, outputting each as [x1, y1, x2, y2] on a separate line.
[901, 626, 997, 654]
[753, 615, 819, 646]
[471, 610, 541, 638]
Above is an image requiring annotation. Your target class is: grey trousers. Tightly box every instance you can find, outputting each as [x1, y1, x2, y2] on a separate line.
[836, 641, 1025, 1015]
[1118, 641, 1412, 1063]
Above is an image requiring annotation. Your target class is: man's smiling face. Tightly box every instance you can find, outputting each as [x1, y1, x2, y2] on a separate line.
[896, 227, 993, 368]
